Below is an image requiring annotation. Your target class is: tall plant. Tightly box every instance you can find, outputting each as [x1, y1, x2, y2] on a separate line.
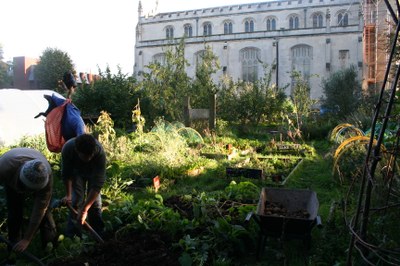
[289, 71, 318, 138]
[218, 63, 287, 126]
[141, 39, 191, 123]
[320, 65, 361, 119]
[73, 66, 139, 129]
[35, 47, 74, 91]
[190, 44, 220, 108]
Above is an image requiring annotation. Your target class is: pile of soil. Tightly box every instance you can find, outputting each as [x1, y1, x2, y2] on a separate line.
[263, 201, 310, 218]
[49, 230, 180, 266]
[48, 195, 249, 265]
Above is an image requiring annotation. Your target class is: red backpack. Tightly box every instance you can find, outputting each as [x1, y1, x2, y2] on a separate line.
[45, 99, 71, 153]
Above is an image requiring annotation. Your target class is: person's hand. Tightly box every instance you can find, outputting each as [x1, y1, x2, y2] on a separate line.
[77, 209, 88, 225]
[13, 239, 30, 252]
[61, 196, 72, 206]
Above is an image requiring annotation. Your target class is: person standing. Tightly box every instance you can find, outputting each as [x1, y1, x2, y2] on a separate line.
[0, 148, 56, 253]
[60, 134, 106, 238]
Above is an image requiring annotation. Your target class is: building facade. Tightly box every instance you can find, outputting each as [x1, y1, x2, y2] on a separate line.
[134, 0, 364, 100]
[13, 56, 39, 90]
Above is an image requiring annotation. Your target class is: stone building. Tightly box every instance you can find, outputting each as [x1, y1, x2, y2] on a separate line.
[134, 0, 364, 99]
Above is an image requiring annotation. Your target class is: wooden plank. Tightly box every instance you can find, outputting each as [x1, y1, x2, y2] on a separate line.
[189, 109, 209, 120]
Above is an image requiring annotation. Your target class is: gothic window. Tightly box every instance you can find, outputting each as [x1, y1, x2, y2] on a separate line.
[224, 21, 233, 34]
[267, 18, 276, 31]
[240, 47, 261, 82]
[291, 45, 312, 89]
[289, 15, 299, 29]
[184, 24, 193, 37]
[312, 13, 323, 28]
[244, 19, 255, 32]
[203, 22, 212, 36]
[338, 13, 349, 26]
[195, 50, 206, 67]
[153, 53, 166, 65]
[166, 26, 174, 39]
[339, 50, 349, 68]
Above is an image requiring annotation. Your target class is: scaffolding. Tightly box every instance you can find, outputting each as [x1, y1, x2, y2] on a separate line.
[362, 0, 392, 90]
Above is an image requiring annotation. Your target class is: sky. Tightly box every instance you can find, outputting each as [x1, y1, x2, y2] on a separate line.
[1, 0, 259, 75]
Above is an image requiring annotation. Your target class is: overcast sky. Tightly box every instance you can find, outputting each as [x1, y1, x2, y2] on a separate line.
[1, 0, 259, 75]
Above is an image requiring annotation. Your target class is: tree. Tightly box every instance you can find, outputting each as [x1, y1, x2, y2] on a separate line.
[141, 38, 191, 123]
[0, 43, 12, 88]
[35, 48, 74, 91]
[73, 66, 139, 129]
[290, 71, 318, 131]
[218, 63, 287, 126]
[320, 65, 361, 119]
[190, 44, 220, 108]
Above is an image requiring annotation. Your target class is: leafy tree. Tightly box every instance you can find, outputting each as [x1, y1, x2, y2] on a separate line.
[35, 47, 74, 91]
[0, 43, 12, 88]
[219, 63, 287, 126]
[141, 39, 191, 123]
[190, 44, 220, 108]
[320, 65, 361, 119]
[73, 66, 139, 129]
[290, 71, 318, 132]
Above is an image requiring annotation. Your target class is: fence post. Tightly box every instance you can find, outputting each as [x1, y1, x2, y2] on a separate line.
[209, 94, 216, 131]
[184, 96, 191, 127]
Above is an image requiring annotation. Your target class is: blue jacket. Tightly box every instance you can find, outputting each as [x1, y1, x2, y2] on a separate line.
[51, 94, 85, 141]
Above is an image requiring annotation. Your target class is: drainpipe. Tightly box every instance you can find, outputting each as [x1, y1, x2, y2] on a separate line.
[273, 38, 279, 87]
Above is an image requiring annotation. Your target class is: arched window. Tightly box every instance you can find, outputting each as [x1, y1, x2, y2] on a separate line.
[166, 26, 174, 39]
[289, 15, 299, 29]
[291, 45, 312, 89]
[245, 19, 255, 32]
[203, 22, 212, 36]
[240, 47, 261, 82]
[338, 13, 348, 26]
[184, 24, 193, 37]
[267, 18, 276, 31]
[152, 53, 166, 65]
[224, 21, 233, 34]
[312, 13, 323, 28]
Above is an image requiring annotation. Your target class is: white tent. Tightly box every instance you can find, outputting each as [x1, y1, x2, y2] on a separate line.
[0, 88, 64, 147]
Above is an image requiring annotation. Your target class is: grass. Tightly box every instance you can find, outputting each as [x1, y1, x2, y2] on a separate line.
[0, 135, 356, 265]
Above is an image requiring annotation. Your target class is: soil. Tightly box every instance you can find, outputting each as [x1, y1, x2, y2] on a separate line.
[47, 195, 250, 265]
[48, 196, 191, 266]
[49, 229, 181, 266]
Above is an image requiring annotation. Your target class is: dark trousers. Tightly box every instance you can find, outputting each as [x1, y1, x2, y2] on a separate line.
[5, 186, 57, 249]
[65, 176, 104, 238]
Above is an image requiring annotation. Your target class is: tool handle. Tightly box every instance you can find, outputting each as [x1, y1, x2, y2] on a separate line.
[0, 235, 45, 266]
[66, 203, 105, 244]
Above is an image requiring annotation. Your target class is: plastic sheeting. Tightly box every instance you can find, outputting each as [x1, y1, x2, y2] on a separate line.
[0, 88, 64, 147]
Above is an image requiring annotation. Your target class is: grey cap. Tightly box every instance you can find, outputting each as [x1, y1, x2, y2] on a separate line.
[19, 159, 49, 190]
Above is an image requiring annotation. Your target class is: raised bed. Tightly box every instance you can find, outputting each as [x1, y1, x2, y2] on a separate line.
[226, 156, 303, 184]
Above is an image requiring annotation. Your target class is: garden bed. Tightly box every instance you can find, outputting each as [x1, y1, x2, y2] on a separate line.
[226, 156, 303, 184]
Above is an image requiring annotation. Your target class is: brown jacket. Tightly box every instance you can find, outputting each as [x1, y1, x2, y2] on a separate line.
[0, 148, 53, 240]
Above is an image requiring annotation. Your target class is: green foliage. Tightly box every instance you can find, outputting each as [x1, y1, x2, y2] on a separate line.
[0, 62, 12, 88]
[190, 44, 220, 108]
[289, 71, 318, 139]
[102, 162, 134, 204]
[35, 48, 74, 91]
[218, 64, 287, 126]
[224, 181, 259, 201]
[9, 134, 60, 165]
[73, 66, 139, 129]
[321, 65, 361, 119]
[141, 39, 191, 123]
[92, 111, 136, 162]
[112, 195, 188, 239]
[0, 44, 12, 88]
